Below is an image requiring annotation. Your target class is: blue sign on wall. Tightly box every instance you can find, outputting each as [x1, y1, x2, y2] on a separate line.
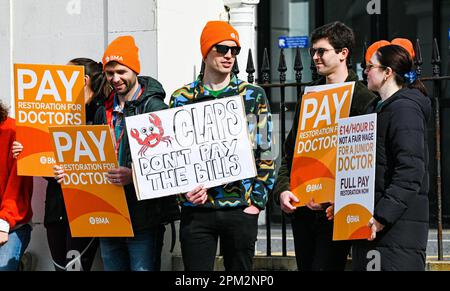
[448, 28, 450, 40]
[278, 36, 309, 49]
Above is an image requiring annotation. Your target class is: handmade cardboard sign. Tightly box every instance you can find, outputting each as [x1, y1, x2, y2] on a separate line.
[126, 96, 257, 200]
[49, 125, 133, 237]
[14, 64, 85, 177]
[290, 82, 354, 206]
[333, 114, 376, 241]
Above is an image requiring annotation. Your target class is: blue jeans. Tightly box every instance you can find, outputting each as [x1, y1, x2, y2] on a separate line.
[99, 227, 161, 271]
[0, 224, 32, 271]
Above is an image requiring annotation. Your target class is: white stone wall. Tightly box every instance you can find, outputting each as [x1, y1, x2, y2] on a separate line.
[0, 0, 226, 271]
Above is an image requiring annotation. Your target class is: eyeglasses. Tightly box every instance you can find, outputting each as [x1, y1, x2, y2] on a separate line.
[214, 45, 241, 56]
[309, 47, 341, 58]
[365, 63, 387, 72]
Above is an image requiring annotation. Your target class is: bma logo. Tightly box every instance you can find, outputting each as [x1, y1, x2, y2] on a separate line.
[366, 0, 381, 15]
[105, 55, 124, 63]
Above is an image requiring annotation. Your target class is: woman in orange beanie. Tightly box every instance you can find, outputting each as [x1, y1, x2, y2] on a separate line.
[353, 44, 430, 271]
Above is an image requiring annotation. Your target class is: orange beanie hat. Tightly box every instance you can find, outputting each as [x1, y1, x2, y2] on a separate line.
[365, 38, 415, 63]
[365, 40, 390, 63]
[391, 38, 415, 59]
[200, 21, 240, 59]
[102, 35, 140, 74]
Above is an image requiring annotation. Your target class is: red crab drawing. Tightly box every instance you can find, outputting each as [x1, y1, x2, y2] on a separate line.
[130, 113, 173, 156]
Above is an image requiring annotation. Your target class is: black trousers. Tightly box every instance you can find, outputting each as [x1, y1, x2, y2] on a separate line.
[180, 207, 258, 271]
[291, 207, 351, 271]
[46, 222, 99, 271]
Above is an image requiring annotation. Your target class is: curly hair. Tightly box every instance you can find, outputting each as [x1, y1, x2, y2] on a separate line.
[0, 101, 8, 124]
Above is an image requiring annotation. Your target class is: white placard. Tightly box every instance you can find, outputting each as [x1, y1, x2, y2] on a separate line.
[125, 96, 257, 200]
[333, 113, 377, 241]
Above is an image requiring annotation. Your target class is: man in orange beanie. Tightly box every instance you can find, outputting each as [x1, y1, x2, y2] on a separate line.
[0, 101, 33, 271]
[55, 35, 180, 271]
[170, 21, 275, 271]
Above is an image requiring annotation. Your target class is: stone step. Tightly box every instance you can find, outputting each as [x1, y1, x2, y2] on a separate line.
[172, 255, 450, 271]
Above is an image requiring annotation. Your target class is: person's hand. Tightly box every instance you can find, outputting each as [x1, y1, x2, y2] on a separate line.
[325, 202, 334, 220]
[53, 165, 67, 184]
[306, 198, 324, 211]
[12, 141, 23, 159]
[368, 217, 385, 241]
[279, 191, 299, 214]
[185, 185, 208, 205]
[107, 167, 132, 186]
[243, 205, 260, 215]
[0, 232, 8, 246]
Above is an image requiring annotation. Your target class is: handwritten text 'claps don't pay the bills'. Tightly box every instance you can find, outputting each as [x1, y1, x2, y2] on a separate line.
[137, 98, 247, 191]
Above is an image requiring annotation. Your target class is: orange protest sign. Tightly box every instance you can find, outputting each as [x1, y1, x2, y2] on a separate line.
[290, 82, 354, 207]
[14, 64, 85, 177]
[49, 125, 133, 237]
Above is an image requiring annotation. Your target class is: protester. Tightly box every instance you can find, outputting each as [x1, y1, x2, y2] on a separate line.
[273, 21, 377, 271]
[55, 36, 180, 271]
[352, 40, 430, 271]
[170, 21, 276, 271]
[0, 101, 33, 271]
[12, 58, 106, 271]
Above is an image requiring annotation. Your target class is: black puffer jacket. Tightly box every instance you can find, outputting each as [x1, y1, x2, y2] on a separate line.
[94, 76, 180, 232]
[353, 88, 431, 271]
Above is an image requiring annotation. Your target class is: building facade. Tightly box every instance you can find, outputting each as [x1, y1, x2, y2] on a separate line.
[0, 0, 449, 270]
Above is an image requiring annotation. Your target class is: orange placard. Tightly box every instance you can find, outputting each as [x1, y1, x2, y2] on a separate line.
[14, 64, 85, 177]
[290, 82, 354, 207]
[49, 125, 133, 237]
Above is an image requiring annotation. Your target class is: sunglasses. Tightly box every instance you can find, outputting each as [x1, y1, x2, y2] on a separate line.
[309, 47, 341, 58]
[214, 44, 241, 56]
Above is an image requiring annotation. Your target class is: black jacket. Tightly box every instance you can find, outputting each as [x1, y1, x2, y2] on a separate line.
[375, 89, 430, 241]
[93, 76, 180, 231]
[353, 88, 431, 271]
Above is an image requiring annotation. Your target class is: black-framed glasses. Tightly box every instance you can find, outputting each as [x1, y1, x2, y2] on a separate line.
[214, 44, 241, 56]
[365, 63, 387, 72]
[309, 47, 341, 58]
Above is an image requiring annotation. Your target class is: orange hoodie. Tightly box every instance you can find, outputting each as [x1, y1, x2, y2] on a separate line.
[0, 117, 33, 233]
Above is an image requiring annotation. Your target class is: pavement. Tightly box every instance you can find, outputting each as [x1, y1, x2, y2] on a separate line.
[255, 224, 450, 260]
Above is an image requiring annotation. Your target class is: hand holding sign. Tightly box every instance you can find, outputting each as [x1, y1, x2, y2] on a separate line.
[107, 167, 132, 186]
[11, 141, 23, 159]
[53, 165, 67, 184]
[368, 217, 384, 241]
[279, 191, 299, 214]
[185, 185, 208, 205]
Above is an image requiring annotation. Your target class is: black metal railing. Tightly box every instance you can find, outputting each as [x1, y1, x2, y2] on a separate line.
[233, 39, 450, 260]
[203, 38, 449, 260]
